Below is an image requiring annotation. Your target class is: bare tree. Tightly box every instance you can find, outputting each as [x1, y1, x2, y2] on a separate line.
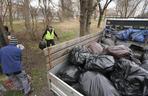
[72, 0, 80, 19]
[0, 0, 9, 23]
[38, 0, 53, 27]
[7, 0, 14, 32]
[80, 0, 97, 36]
[59, 0, 73, 20]
[97, 0, 113, 27]
[115, 0, 142, 17]
[30, 6, 39, 33]
[141, 0, 148, 17]
[15, 0, 24, 20]
[23, 0, 36, 39]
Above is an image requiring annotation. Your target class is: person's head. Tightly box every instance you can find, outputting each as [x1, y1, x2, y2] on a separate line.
[46, 25, 52, 31]
[4, 26, 8, 32]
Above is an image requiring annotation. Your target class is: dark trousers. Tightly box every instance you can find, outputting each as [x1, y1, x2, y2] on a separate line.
[6, 71, 31, 94]
[46, 39, 55, 47]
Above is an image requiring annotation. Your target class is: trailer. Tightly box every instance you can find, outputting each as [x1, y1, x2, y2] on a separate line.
[43, 18, 148, 96]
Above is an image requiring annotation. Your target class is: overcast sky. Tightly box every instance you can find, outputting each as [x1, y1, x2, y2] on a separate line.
[30, 0, 116, 9]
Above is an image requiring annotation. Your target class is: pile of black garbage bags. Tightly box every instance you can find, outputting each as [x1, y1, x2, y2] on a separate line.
[57, 29, 148, 96]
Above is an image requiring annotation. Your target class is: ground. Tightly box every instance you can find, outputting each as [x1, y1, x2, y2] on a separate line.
[0, 19, 101, 96]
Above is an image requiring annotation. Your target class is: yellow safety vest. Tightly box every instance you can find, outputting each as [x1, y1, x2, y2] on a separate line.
[45, 29, 54, 40]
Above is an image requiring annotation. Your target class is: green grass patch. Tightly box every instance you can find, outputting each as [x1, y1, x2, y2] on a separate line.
[0, 74, 7, 81]
[58, 31, 78, 42]
[4, 90, 23, 96]
[31, 68, 46, 94]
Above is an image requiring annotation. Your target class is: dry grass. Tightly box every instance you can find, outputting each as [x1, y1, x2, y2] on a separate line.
[10, 19, 101, 38]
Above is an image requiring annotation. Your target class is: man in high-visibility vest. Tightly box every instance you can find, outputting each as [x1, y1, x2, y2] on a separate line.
[42, 26, 59, 47]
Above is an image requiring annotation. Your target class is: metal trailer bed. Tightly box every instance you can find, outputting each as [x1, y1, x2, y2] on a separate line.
[44, 18, 148, 96]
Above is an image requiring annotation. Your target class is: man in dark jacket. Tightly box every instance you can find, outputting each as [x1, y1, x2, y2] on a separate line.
[0, 38, 31, 96]
[42, 26, 59, 47]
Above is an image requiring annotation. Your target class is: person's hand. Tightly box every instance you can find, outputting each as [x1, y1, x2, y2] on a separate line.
[17, 44, 25, 50]
[41, 38, 44, 41]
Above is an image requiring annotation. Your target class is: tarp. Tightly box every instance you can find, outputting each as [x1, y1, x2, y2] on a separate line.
[116, 28, 140, 40]
[116, 28, 148, 43]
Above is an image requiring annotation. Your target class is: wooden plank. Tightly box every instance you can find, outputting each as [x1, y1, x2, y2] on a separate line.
[51, 54, 68, 68]
[47, 63, 51, 71]
[50, 73, 84, 96]
[46, 57, 50, 63]
[85, 38, 99, 47]
[48, 32, 101, 54]
[50, 36, 99, 61]
[50, 49, 70, 61]
[47, 73, 51, 90]
[43, 48, 49, 56]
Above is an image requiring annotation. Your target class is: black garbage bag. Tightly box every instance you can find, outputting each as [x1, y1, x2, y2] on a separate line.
[132, 51, 143, 60]
[110, 58, 148, 96]
[39, 40, 46, 50]
[141, 50, 148, 71]
[142, 50, 148, 61]
[87, 42, 103, 54]
[57, 65, 82, 85]
[141, 60, 148, 71]
[129, 44, 144, 52]
[107, 45, 132, 58]
[101, 43, 109, 49]
[129, 55, 141, 65]
[101, 38, 115, 46]
[71, 83, 82, 92]
[69, 46, 90, 66]
[79, 71, 120, 96]
[129, 44, 144, 59]
[84, 55, 115, 73]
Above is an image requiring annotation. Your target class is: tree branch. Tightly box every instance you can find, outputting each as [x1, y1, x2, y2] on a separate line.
[127, 0, 141, 17]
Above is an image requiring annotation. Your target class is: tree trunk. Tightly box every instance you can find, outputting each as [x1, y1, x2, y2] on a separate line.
[24, 0, 35, 39]
[1, 1, 8, 24]
[8, 0, 14, 32]
[124, 0, 128, 17]
[86, 0, 94, 34]
[80, 0, 94, 36]
[97, 0, 113, 28]
[0, 0, 3, 19]
[97, 12, 103, 28]
[35, 16, 38, 32]
[80, 0, 87, 36]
